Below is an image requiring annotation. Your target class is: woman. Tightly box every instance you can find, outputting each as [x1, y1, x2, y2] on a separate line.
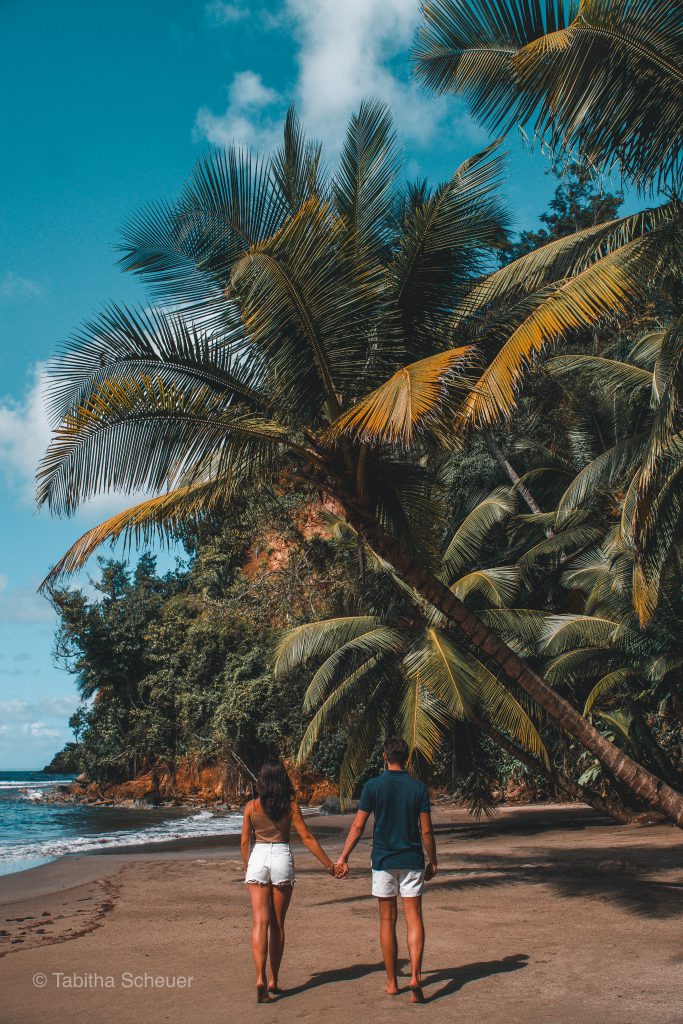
[241, 758, 337, 1002]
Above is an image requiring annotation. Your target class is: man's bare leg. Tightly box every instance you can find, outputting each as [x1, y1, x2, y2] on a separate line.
[377, 897, 399, 994]
[402, 896, 425, 1002]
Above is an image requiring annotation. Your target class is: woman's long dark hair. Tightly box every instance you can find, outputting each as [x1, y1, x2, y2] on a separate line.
[257, 759, 294, 822]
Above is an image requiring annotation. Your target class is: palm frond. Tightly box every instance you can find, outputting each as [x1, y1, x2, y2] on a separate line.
[302, 627, 407, 711]
[459, 236, 653, 429]
[274, 616, 384, 677]
[451, 566, 521, 607]
[326, 347, 473, 446]
[228, 197, 375, 420]
[297, 660, 385, 768]
[547, 353, 653, 398]
[414, 1, 683, 189]
[442, 485, 517, 580]
[332, 99, 401, 260]
[555, 437, 646, 526]
[338, 674, 392, 801]
[584, 669, 637, 716]
[38, 479, 227, 590]
[404, 628, 549, 765]
[454, 203, 680, 324]
[36, 376, 307, 516]
[391, 141, 508, 350]
[400, 673, 449, 765]
[270, 106, 325, 215]
[118, 145, 283, 318]
[46, 303, 266, 427]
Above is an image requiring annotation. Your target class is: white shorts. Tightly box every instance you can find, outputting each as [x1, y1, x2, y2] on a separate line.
[372, 868, 425, 898]
[245, 843, 295, 887]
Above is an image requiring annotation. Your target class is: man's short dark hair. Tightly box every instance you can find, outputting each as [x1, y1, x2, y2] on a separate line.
[383, 735, 409, 766]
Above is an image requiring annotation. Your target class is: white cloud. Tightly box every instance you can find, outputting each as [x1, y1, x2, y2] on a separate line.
[205, 0, 250, 24]
[0, 361, 156, 515]
[0, 580, 54, 624]
[195, 70, 282, 150]
[0, 362, 51, 503]
[0, 722, 61, 741]
[0, 270, 43, 301]
[0, 695, 79, 767]
[0, 696, 79, 721]
[196, 0, 481, 155]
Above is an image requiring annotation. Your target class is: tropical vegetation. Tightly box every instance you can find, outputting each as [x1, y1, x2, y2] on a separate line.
[42, 1, 682, 823]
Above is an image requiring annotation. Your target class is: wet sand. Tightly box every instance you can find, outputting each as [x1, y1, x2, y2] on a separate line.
[0, 805, 681, 1023]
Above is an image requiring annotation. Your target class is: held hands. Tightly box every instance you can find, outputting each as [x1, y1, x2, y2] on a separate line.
[327, 861, 349, 879]
[424, 861, 437, 882]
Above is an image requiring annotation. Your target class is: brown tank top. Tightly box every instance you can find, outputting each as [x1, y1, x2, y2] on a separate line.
[251, 799, 292, 844]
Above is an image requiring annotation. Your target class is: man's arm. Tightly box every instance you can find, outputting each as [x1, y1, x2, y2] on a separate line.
[420, 810, 437, 879]
[336, 809, 370, 874]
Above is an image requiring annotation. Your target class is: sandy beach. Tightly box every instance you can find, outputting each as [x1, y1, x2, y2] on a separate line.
[0, 805, 681, 1024]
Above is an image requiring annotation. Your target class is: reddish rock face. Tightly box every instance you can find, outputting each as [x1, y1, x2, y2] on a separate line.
[63, 756, 338, 809]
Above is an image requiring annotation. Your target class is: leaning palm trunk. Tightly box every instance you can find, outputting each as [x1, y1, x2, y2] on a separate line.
[470, 713, 638, 826]
[337, 487, 683, 827]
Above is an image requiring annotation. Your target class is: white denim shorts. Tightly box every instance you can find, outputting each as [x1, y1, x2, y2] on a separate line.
[372, 868, 425, 898]
[245, 843, 296, 887]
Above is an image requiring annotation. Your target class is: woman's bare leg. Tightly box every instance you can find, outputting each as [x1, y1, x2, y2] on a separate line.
[247, 883, 272, 1001]
[402, 896, 425, 1002]
[377, 897, 399, 994]
[268, 883, 293, 992]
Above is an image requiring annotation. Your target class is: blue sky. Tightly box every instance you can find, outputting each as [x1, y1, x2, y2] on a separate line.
[0, 0, 630, 769]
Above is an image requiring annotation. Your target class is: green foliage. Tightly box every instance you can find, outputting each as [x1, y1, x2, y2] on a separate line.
[52, 492, 356, 784]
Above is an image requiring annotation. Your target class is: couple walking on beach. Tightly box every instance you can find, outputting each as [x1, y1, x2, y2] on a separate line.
[241, 735, 438, 1004]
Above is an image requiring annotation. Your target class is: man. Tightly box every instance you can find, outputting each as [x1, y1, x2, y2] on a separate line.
[336, 736, 437, 1003]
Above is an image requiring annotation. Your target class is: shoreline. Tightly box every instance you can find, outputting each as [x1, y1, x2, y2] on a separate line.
[0, 801, 604, 896]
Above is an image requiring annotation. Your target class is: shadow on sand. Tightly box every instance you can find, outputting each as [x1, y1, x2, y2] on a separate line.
[422, 953, 529, 1002]
[279, 953, 529, 1001]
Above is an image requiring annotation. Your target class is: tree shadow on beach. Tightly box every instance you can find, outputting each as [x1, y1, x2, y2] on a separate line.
[431, 806, 616, 842]
[422, 953, 529, 1002]
[424, 846, 683, 920]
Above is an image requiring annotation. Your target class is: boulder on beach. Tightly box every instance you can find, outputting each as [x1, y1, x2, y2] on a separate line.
[318, 796, 341, 815]
[134, 790, 161, 807]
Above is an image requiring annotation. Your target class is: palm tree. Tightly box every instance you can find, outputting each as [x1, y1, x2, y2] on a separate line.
[413, 0, 683, 600]
[494, 336, 683, 784]
[276, 497, 637, 822]
[37, 104, 683, 825]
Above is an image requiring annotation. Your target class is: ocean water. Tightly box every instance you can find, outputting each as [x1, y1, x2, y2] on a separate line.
[0, 771, 243, 877]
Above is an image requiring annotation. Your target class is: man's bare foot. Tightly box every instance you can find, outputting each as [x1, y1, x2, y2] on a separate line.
[268, 981, 280, 996]
[410, 982, 425, 1004]
[256, 983, 272, 1003]
[384, 982, 400, 995]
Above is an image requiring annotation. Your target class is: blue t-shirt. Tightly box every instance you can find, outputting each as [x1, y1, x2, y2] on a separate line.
[359, 770, 430, 871]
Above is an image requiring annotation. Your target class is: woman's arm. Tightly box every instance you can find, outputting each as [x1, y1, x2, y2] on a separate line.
[290, 802, 335, 874]
[241, 800, 253, 872]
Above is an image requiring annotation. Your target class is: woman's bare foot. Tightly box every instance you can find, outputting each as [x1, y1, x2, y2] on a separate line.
[384, 982, 400, 995]
[268, 981, 280, 996]
[256, 983, 272, 1003]
[410, 982, 425, 1004]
